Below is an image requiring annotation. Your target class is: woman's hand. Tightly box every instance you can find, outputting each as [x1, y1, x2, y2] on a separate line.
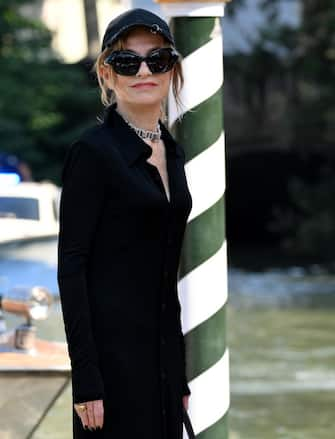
[182, 394, 190, 411]
[74, 399, 104, 431]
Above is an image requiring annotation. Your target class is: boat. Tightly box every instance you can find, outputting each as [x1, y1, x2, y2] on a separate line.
[0, 181, 60, 246]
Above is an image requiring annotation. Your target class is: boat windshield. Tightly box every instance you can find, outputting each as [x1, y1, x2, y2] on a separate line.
[0, 197, 40, 220]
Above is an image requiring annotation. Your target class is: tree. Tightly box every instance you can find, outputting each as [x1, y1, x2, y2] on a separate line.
[225, 0, 335, 149]
[225, 0, 335, 259]
[0, 0, 101, 183]
[83, 0, 100, 58]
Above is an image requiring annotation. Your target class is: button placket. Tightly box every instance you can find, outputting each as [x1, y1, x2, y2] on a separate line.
[145, 162, 170, 204]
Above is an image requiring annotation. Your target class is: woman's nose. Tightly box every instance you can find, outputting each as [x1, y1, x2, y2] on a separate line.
[137, 60, 152, 76]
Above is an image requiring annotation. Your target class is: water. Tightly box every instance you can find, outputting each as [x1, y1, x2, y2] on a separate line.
[1, 241, 335, 438]
[0, 239, 59, 294]
[228, 268, 335, 439]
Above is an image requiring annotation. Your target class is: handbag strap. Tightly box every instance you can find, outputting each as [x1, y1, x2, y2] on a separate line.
[182, 406, 195, 439]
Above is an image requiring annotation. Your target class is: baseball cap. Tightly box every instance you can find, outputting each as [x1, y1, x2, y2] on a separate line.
[101, 8, 175, 52]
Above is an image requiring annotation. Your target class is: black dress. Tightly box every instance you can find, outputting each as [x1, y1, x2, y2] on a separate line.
[57, 103, 193, 439]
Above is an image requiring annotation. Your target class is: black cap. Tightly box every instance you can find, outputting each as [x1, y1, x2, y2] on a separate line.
[101, 8, 175, 52]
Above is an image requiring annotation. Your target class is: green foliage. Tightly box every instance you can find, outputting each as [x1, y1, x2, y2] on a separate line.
[267, 0, 335, 257]
[0, 0, 101, 184]
[268, 167, 335, 258]
[226, 0, 335, 147]
[227, 0, 335, 258]
[225, 0, 246, 17]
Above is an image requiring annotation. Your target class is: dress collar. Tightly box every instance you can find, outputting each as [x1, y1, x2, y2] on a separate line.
[102, 102, 182, 167]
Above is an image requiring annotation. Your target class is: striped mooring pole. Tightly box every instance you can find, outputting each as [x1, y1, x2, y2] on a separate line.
[159, 1, 230, 438]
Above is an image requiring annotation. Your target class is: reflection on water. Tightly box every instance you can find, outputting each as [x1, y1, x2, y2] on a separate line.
[229, 267, 335, 308]
[0, 239, 58, 294]
[1, 241, 335, 438]
[228, 268, 335, 439]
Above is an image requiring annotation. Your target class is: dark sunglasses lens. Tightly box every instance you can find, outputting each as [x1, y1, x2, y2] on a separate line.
[110, 53, 141, 75]
[105, 49, 178, 76]
[147, 49, 178, 73]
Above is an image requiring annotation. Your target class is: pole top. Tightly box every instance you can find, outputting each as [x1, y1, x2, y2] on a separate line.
[155, 0, 232, 3]
[157, 1, 230, 17]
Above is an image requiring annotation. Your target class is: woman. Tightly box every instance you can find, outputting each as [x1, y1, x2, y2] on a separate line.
[57, 8, 193, 439]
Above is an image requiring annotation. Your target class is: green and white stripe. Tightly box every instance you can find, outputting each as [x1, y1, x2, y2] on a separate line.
[162, 4, 230, 438]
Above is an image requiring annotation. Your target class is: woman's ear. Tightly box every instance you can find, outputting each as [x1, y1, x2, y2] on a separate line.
[104, 68, 110, 82]
[98, 65, 105, 82]
[99, 64, 109, 82]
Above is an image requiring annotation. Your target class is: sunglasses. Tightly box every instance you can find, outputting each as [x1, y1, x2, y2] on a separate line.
[103, 47, 179, 76]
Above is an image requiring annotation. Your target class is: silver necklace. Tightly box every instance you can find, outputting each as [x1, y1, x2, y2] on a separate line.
[117, 109, 161, 143]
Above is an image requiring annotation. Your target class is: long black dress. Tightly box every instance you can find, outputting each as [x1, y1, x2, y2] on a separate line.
[57, 103, 193, 439]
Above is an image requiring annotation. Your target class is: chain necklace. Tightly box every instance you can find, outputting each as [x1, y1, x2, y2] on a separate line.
[116, 109, 161, 143]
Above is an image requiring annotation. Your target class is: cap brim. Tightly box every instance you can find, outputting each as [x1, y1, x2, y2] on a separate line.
[102, 23, 174, 51]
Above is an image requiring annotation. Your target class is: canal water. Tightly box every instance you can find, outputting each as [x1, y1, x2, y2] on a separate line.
[1, 240, 335, 438]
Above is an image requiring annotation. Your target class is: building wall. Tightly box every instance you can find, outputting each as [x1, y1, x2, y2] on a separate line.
[36, 0, 127, 63]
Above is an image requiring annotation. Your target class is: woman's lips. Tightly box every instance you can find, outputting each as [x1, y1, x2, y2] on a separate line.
[131, 82, 158, 88]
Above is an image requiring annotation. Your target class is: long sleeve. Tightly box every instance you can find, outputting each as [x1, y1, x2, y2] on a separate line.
[57, 140, 106, 404]
[178, 144, 191, 397]
[175, 287, 191, 397]
[180, 318, 191, 396]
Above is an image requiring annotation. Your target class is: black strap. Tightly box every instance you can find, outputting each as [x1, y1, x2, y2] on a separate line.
[182, 406, 195, 439]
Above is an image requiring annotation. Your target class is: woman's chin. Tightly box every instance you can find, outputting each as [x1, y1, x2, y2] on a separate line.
[130, 95, 164, 107]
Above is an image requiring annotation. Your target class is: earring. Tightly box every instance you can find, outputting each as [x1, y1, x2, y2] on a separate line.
[160, 102, 168, 122]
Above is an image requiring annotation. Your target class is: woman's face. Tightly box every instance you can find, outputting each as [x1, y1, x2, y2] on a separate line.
[101, 27, 174, 108]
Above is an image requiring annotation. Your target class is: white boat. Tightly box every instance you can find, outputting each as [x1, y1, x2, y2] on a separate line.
[0, 181, 60, 245]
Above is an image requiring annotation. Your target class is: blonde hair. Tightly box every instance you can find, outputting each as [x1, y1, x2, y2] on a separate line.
[91, 30, 185, 122]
